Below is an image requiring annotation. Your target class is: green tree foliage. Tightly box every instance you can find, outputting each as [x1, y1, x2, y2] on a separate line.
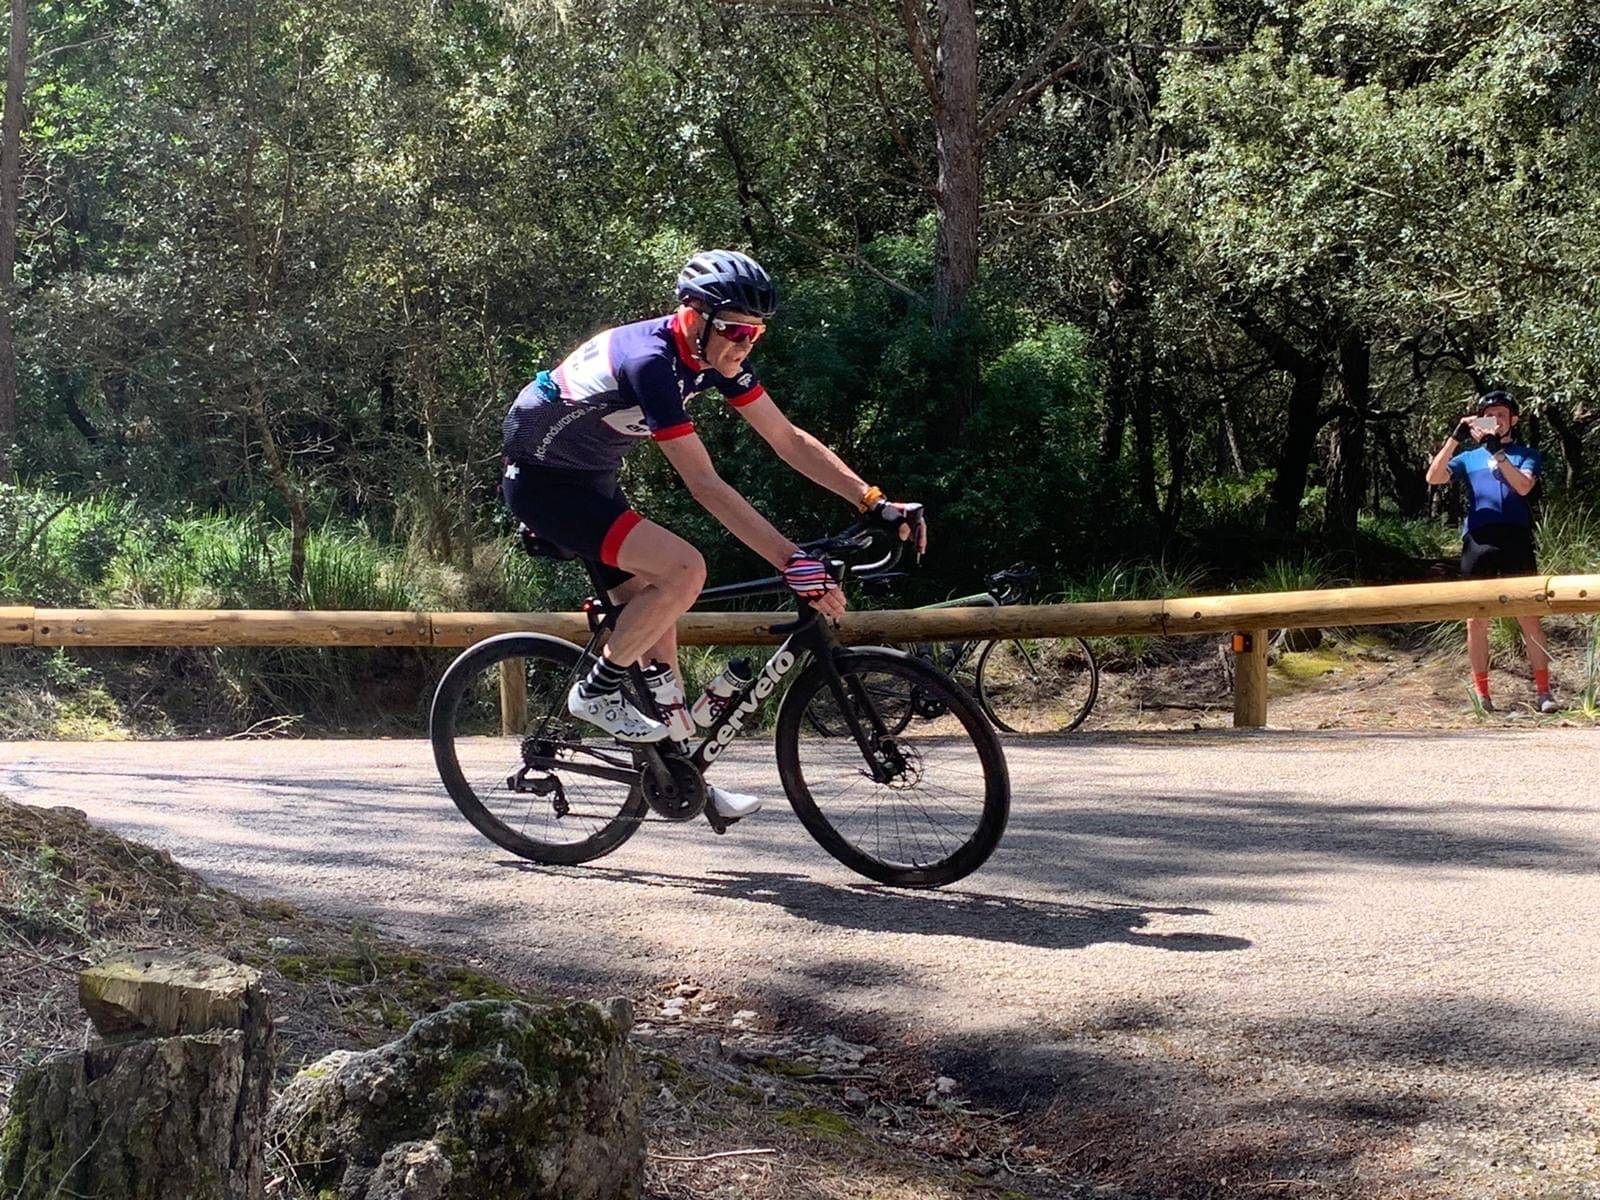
[1, 0, 1597, 615]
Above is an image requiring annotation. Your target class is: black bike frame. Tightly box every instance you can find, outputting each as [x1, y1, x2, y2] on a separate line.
[521, 554, 896, 788]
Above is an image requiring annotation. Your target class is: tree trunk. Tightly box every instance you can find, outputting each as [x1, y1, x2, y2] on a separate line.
[1545, 404, 1587, 490]
[1323, 405, 1366, 545]
[1155, 385, 1189, 544]
[928, 0, 980, 444]
[1129, 385, 1159, 522]
[252, 398, 308, 599]
[1377, 423, 1428, 518]
[56, 371, 100, 443]
[1267, 367, 1324, 537]
[1099, 381, 1127, 466]
[0, 0, 28, 482]
[1221, 394, 1245, 475]
[933, 0, 979, 332]
[1323, 330, 1370, 544]
[1224, 302, 1327, 538]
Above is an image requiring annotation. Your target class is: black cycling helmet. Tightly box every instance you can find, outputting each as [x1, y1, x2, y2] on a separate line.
[675, 250, 778, 319]
[1478, 389, 1520, 416]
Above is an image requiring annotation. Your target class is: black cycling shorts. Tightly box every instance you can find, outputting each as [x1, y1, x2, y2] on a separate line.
[1460, 523, 1537, 579]
[501, 460, 639, 590]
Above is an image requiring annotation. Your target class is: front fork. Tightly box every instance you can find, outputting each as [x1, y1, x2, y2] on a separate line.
[810, 640, 908, 784]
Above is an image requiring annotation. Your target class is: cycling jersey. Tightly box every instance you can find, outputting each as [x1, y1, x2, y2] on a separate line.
[502, 312, 768, 471]
[1447, 444, 1543, 534]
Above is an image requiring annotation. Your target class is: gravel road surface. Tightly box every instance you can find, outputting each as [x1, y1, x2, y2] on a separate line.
[3, 729, 1597, 1197]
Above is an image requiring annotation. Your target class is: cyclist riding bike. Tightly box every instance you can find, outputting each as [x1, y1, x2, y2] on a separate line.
[501, 249, 926, 819]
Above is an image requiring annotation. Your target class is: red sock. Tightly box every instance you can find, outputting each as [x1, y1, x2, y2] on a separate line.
[1534, 668, 1550, 693]
[1473, 672, 1491, 698]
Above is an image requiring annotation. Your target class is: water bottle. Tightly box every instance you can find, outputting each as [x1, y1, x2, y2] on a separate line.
[691, 659, 754, 727]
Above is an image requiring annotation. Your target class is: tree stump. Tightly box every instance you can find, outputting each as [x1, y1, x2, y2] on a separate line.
[0, 949, 275, 1200]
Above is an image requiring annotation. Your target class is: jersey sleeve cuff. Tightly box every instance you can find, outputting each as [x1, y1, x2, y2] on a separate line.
[650, 421, 696, 442]
[727, 384, 767, 408]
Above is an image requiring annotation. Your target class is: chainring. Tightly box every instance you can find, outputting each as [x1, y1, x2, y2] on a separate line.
[640, 753, 707, 822]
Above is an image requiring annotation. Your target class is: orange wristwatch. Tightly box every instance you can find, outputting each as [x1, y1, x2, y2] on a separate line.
[858, 485, 885, 513]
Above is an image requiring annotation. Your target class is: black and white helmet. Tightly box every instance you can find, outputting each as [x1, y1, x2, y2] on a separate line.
[675, 250, 778, 318]
[1477, 389, 1520, 416]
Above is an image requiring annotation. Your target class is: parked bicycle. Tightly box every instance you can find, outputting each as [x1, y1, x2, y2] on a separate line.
[429, 512, 1011, 888]
[854, 563, 1100, 735]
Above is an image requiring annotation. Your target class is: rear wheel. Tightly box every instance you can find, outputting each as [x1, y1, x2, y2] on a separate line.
[430, 633, 646, 864]
[775, 649, 1009, 887]
[975, 637, 1099, 734]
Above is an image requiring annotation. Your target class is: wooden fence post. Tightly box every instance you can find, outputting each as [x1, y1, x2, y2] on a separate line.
[1232, 630, 1268, 728]
[499, 658, 527, 736]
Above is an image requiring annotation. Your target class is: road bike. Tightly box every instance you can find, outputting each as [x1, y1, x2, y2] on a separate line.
[855, 563, 1099, 735]
[429, 512, 1010, 888]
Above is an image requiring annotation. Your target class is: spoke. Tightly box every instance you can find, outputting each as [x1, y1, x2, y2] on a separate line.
[447, 654, 637, 850]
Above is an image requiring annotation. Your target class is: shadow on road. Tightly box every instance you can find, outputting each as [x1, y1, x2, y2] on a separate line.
[921, 991, 1600, 1198]
[496, 861, 1252, 955]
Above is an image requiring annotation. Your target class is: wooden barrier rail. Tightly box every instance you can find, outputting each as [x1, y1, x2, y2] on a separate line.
[3, 573, 1597, 727]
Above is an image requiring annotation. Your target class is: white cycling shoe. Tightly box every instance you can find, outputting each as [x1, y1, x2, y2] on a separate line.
[708, 784, 762, 819]
[566, 683, 669, 743]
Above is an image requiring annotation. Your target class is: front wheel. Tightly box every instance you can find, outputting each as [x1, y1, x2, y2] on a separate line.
[775, 649, 1010, 888]
[430, 633, 647, 865]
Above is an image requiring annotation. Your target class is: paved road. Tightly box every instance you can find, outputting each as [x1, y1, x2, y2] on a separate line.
[4, 730, 1598, 1195]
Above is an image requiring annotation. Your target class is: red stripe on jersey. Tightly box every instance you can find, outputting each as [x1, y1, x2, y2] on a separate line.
[727, 384, 767, 408]
[651, 421, 696, 442]
[669, 311, 707, 370]
[599, 510, 644, 567]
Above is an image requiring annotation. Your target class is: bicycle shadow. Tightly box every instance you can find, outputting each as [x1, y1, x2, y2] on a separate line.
[497, 861, 1251, 955]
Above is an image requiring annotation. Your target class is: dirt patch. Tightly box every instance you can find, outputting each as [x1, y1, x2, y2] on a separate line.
[0, 795, 1096, 1199]
[1080, 619, 1597, 733]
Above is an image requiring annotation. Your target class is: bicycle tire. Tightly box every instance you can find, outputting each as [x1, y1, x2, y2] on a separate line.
[975, 636, 1099, 734]
[430, 633, 647, 865]
[775, 648, 1010, 887]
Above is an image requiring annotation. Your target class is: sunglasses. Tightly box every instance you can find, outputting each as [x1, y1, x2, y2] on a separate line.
[709, 316, 766, 344]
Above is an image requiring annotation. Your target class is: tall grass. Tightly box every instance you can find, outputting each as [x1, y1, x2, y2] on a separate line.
[1357, 514, 1456, 563]
[1577, 618, 1600, 717]
[0, 484, 556, 612]
[1054, 558, 1210, 666]
[1535, 501, 1600, 574]
[1244, 554, 1343, 595]
[0, 484, 595, 736]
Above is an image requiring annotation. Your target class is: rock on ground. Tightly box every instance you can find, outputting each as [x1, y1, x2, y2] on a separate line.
[267, 998, 642, 1200]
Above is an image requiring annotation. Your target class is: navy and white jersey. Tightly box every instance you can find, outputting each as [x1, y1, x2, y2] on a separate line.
[502, 313, 767, 470]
